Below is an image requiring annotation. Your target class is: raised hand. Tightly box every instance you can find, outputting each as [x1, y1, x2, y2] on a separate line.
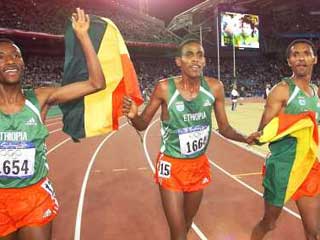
[122, 96, 138, 119]
[71, 8, 90, 38]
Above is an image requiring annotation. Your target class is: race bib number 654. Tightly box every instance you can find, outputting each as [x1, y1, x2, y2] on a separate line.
[0, 142, 35, 178]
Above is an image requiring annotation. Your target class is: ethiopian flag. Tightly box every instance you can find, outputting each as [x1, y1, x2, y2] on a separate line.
[60, 15, 143, 140]
[259, 112, 318, 205]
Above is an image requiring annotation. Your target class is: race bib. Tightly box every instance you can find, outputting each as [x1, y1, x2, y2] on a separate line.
[178, 125, 209, 156]
[157, 160, 171, 178]
[0, 142, 35, 178]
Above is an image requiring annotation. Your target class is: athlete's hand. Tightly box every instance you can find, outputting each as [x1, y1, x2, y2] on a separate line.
[71, 8, 90, 38]
[245, 131, 261, 145]
[122, 96, 138, 119]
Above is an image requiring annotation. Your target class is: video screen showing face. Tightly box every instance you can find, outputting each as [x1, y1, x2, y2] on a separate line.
[220, 12, 259, 49]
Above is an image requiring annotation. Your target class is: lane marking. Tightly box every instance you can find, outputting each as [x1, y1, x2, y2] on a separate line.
[211, 131, 301, 219]
[46, 122, 62, 127]
[111, 167, 149, 172]
[47, 138, 71, 154]
[233, 172, 262, 177]
[143, 119, 301, 235]
[143, 119, 208, 240]
[209, 159, 301, 219]
[49, 128, 62, 134]
[212, 130, 265, 158]
[74, 123, 128, 240]
[137, 167, 148, 170]
[46, 116, 62, 122]
[113, 168, 128, 172]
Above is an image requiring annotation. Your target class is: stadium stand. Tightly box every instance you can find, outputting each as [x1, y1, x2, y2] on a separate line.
[0, 0, 319, 98]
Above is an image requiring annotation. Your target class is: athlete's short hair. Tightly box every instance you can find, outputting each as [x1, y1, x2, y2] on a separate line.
[177, 39, 202, 57]
[0, 38, 16, 45]
[286, 39, 317, 58]
[0, 38, 22, 56]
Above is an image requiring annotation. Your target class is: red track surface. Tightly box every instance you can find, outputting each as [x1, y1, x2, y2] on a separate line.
[45, 116, 304, 240]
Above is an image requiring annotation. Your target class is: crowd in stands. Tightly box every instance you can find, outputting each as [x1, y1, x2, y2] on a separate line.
[22, 55, 63, 88]
[272, 9, 320, 34]
[0, 0, 179, 43]
[132, 57, 179, 93]
[0, 0, 71, 35]
[86, 8, 179, 43]
[2, 0, 319, 39]
[2, 0, 319, 98]
[205, 57, 320, 96]
[20, 54, 320, 99]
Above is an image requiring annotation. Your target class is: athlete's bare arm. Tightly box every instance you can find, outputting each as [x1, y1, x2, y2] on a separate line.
[35, 8, 105, 120]
[258, 81, 289, 131]
[122, 79, 168, 131]
[206, 77, 259, 144]
[206, 77, 246, 142]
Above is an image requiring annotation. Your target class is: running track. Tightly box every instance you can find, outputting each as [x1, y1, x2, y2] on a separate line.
[44, 115, 304, 240]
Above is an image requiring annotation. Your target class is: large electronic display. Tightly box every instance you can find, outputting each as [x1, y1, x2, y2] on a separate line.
[220, 12, 259, 48]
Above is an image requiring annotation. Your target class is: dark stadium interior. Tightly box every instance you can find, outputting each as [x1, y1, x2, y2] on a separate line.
[0, 0, 319, 96]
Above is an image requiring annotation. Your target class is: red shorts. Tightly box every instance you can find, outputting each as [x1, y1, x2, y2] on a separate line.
[0, 178, 59, 237]
[154, 153, 212, 192]
[292, 161, 320, 200]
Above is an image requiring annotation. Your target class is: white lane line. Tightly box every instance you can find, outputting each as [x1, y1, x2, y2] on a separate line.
[143, 119, 208, 240]
[112, 167, 147, 172]
[211, 131, 301, 219]
[49, 128, 62, 134]
[74, 123, 128, 240]
[233, 172, 261, 178]
[113, 168, 128, 172]
[46, 116, 62, 122]
[143, 119, 156, 172]
[46, 122, 61, 127]
[137, 167, 148, 170]
[209, 159, 301, 219]
[45, 126, 69, 154]
[212, 130, 265, 158]
[47, 138, 71, 154]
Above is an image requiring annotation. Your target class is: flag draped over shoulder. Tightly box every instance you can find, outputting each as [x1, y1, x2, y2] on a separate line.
[259, 112, 318, 204]
[60, 15, 143, 140]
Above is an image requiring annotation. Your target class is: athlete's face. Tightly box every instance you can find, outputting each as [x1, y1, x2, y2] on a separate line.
[0, 42, 24, 85]
[176, 42, 206, 79]
[287, 43, 317, 78]
[241, 22, 252, 37]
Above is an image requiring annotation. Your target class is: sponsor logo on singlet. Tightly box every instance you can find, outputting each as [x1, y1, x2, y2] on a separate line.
[203, 99, 211, 107]
[25, 117, 37, 126]
[298, 97, 306, 106]
[175, 101, 185, 112]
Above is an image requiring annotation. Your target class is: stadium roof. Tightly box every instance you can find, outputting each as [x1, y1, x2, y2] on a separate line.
[167, 0, 316, 31]
[167, 0, 218, 31]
